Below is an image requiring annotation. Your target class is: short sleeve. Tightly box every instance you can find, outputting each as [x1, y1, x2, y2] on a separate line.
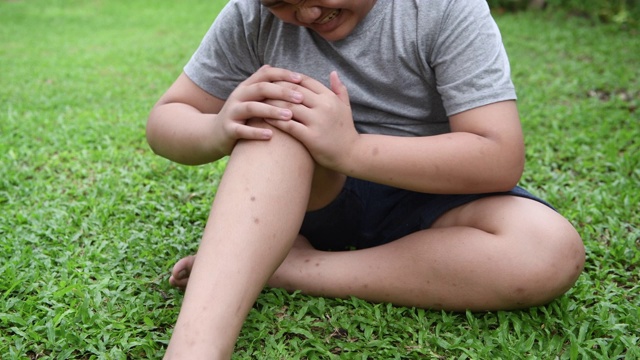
[429, 0, 516, 116]
[183, 0, 263, 100]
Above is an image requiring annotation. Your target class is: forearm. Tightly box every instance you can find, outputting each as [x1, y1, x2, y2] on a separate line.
[338, 132, 524, 194]
[146, 102, 228, 165]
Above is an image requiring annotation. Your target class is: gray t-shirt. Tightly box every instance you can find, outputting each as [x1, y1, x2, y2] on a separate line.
[185, 0, 516, 137]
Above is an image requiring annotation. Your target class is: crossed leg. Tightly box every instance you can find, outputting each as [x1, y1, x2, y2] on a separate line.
[164, 124, 585, 359]
[172, 196, 585, 312]
[268, 195, 585, 311]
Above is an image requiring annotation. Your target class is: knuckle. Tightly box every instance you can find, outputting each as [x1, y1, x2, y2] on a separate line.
[253, 82, 269, 93]
[232, 124, 244, 139]
[244, 101, 262, 114]
[275, 100, 293, 109]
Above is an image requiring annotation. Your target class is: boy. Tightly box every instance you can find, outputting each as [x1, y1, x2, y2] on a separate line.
[146, 0, 585, 358]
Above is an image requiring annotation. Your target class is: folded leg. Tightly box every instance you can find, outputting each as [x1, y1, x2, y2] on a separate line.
[164, 120, 339, 359]
[269, 196, 585, 311]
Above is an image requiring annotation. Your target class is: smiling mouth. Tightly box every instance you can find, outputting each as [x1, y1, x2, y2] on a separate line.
[314, 9, 341, 25]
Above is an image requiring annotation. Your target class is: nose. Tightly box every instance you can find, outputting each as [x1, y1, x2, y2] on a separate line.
[295, 5, 322, 24]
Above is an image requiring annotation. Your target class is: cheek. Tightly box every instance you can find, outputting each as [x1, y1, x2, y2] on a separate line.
[269, 9, 299, 25]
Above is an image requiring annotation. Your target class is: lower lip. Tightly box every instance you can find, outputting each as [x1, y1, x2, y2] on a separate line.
[311, 10, 342, 33]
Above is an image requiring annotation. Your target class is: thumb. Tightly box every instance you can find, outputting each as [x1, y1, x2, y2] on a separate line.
[330, 71, 350, 106]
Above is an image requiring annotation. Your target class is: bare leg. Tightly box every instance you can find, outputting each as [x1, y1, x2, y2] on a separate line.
[171, 196, 584, 312]
[268, 196, 585, 311]
[164, 121, 322, 359]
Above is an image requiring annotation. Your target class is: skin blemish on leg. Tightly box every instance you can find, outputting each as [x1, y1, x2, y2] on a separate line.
[250, 196, 256, 202]
[304, 259, 311, 263]
[253, 217, 260, 224]
[315, 263, 320, 267]
[372, 147, 379, 156]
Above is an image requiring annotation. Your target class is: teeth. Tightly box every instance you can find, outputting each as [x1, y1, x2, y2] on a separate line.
[316, 9, 341, 25]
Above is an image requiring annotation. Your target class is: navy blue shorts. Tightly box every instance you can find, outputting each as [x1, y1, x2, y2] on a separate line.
[299, 178, 553, 251]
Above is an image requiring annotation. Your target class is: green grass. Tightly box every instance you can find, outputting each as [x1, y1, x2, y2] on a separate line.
[1, 0, 638, 359]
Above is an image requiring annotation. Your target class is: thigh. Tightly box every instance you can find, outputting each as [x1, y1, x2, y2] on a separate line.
[431, 195, 585, 301]
[432, 195, 540, 230]
[307, 164, 346, 211]
[432, 194, 581, 254]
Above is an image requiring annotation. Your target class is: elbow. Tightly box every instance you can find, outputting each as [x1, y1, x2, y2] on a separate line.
[494, 153, 525, 192]
[495, 170, 522, 192]
[146, 104, 168, 158]
[145, 117, 161, 156]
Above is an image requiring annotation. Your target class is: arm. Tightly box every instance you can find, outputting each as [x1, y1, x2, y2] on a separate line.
[146, 66, 304, 165]
[266, 72, 524, 194]
[340, 100, 525, 194]
[147, 73, 226, 165]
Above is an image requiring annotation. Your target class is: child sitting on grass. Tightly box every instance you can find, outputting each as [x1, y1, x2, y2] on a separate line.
[146, 0, 585, 358]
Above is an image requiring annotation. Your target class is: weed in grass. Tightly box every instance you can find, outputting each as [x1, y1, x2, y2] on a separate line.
[1, 1, 638, 359]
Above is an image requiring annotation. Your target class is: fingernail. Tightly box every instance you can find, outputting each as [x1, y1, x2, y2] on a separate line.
[178, 270, 188, 279]
[291, 91, 303, 102]
[280, 109, 292, 118]
[291, 72, 302, 81]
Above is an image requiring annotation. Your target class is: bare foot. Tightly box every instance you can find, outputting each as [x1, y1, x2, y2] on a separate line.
[169, 255, 196, 290]
[169, 236, 317, 291]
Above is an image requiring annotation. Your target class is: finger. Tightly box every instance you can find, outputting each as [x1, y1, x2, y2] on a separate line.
[273, 74, 330, 96]
[272, 80, 318, 102]
[296, 73, 334, 95]
[231, 101, 294, 122]
[238, 81, 305, 104]
[330, 71, 351, 106]
[264, 99, 313, 125]
[227, 122, 273, 141]
[264, 118, 308, 142]
[244, 65, 303, 87]
[270, 80, 330, 112]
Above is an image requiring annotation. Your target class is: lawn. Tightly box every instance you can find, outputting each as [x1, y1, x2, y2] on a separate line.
[0, 0, 638, 359]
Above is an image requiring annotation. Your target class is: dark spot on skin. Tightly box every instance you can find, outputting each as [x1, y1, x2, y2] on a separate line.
[364, 284, 369, 289]
[250, 196, 256, 202]
[304, 259, 310, 263]
[372, 147, 379, 156]
[515, 287, 526, 294]
[315, 263, 320, 267]
[253, 217, 260, 224]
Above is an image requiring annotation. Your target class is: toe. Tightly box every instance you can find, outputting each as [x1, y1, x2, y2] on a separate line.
[169, 255, 196, 289]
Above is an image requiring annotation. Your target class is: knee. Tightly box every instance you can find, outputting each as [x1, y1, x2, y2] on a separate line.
[502, 220, 585, 308]
[233, 119, 314, 164]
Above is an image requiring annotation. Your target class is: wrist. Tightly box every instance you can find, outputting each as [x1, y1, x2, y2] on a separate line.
[334, 133, 363, 176]
[208, 114, 235, 159]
